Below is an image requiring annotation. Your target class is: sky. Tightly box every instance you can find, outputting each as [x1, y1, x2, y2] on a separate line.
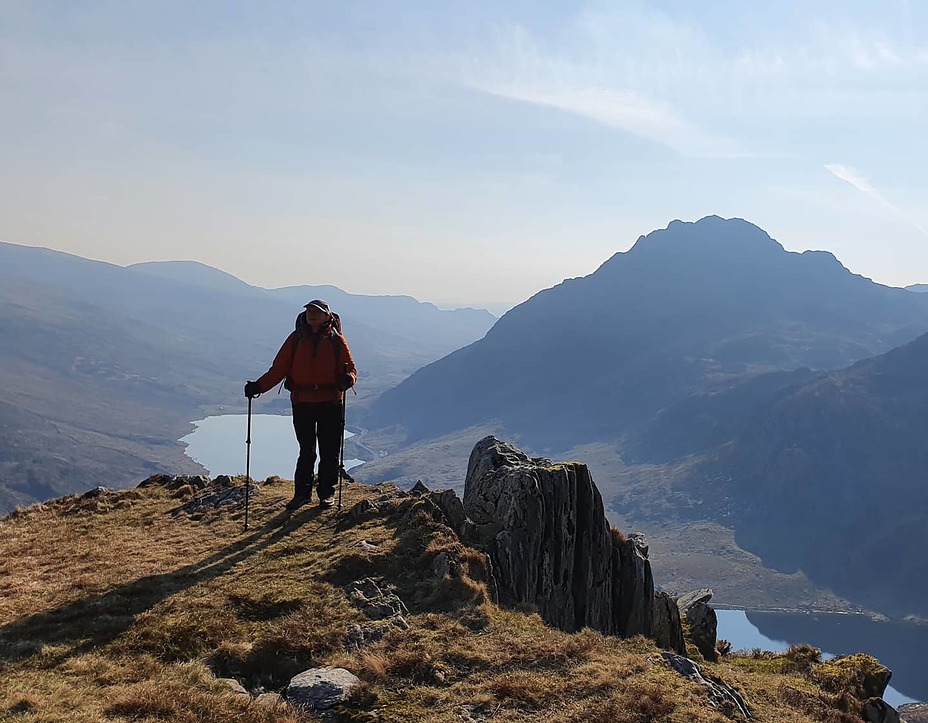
[1, 1, 926, 311]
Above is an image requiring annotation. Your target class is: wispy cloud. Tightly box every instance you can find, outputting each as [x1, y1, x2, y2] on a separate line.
[457, 17, 743, 158]
[826, 163, 928, 236]
[470, 79, 740, 158]
[451, 5, 928, 155]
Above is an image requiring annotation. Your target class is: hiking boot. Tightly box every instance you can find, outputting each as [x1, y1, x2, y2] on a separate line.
[318, 495, 334, 509]
[285, 494, 311, 511]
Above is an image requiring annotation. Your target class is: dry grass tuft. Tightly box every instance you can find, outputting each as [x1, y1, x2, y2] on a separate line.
[778, 684, 862, 723]
[783, 643, 823, 674]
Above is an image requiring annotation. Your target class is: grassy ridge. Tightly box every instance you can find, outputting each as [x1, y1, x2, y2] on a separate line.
[0, 478, 891, 722]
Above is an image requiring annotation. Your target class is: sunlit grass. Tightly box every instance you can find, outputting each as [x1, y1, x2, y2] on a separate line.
[0, 476, 890, 722]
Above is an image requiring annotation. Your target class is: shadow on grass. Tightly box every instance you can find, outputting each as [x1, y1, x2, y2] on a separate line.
[0, 505, 324, 665]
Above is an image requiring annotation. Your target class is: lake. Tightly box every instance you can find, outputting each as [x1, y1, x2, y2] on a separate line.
[181, 413, 365, 481]
[717, 609, 921, 708]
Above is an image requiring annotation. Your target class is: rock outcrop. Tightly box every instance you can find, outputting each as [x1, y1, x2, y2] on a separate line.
[661, 652, 751, 719]
[461, 436, 668, 640]
[652, 592, 686, 655]
[677, 588, 718, 660]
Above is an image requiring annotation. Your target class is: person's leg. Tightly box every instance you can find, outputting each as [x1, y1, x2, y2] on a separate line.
[315, 401, 343, 502]
[291, 403, 319, 504]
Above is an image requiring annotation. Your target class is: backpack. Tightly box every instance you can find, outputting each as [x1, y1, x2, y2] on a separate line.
[282, 311, 344, 392]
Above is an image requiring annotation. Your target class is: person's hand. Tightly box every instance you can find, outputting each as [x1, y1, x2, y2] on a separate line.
[244, 381, 261, 398]
[337, 374, 354, 392]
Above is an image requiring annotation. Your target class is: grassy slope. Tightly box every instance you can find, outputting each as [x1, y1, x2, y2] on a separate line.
[0, 478, 887, 723]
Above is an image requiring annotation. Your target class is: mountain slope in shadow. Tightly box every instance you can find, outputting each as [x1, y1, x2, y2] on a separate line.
[369, 216, 928, 447]
[623, 331, 928, 618]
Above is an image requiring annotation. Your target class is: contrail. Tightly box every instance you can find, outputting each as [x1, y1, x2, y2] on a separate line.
[825, 164, 928, 236]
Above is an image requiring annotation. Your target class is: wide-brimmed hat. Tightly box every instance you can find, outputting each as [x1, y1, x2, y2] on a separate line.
[303, 299, 331, 314]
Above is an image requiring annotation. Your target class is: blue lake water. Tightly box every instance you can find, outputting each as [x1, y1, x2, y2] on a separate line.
[181, 414, 364, 482]
[717, 609, 920, 708]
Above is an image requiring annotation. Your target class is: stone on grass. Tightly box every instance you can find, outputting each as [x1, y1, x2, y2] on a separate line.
[284, 667, 361, 711]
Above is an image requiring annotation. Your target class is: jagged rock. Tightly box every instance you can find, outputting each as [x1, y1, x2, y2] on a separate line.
[652, 592, 686, 655]
[83, 486, 110, 498]
[861, 698, 900, 723]
[345, 617, 408, 651]
[171, 480, 257, 517]
[349, 499, 379, 521]
[347, 578, 409, 620]
[137, 473, 172, 488]
[677, 589, 717, 661]
[431, 552, 450, 580]
[217, 677, 248, 695]
[462, 436, 663, 639]
[284, 666, 360, 710]
[428, 489, 467, 535]
[616, 532, 654, 637]
[661, 652, 751, 719]
[411, 480, 430, 494]
[677, 588, 713, 610]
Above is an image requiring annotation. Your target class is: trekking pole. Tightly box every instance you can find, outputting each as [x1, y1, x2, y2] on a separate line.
[338, 364, 348, 511]
[244, 396, 252, 532]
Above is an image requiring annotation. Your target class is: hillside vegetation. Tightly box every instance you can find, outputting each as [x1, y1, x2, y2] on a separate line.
[0, 475, 897, 722]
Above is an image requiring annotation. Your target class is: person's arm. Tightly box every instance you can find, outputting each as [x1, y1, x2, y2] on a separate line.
[339, 337, 358, 388]
[255, 333, 296, 392]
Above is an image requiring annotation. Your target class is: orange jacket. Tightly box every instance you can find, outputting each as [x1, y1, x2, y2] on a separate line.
[255, 328, 357, 404]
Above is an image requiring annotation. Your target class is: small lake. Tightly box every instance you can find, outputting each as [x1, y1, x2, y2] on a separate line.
[717, 609, 921, 708]
[182, 414, 364, 481]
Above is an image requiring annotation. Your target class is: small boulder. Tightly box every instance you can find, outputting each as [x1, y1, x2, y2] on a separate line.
[284, 667, 361, 711]
[217, 677, 248, 695]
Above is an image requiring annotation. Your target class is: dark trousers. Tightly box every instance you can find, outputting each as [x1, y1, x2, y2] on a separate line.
[292, 402, 343, 499]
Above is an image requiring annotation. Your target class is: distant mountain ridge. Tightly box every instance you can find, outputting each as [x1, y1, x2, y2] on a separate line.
[0, 241, 496, 511]
[368, 216, 928, 446]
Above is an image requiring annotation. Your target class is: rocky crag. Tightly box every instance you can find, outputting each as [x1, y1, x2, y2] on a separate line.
[448, 436, 665, 640]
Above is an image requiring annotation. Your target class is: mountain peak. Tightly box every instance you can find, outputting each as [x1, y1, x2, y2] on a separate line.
[628, 215, 784, 258]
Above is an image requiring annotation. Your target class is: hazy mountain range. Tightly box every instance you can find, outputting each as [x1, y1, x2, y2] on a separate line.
[0, 242, 495, 511]
[6, 216, 928, 618]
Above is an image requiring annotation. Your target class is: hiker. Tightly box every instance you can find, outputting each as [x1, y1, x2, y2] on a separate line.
[244, 299, 357, 510]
